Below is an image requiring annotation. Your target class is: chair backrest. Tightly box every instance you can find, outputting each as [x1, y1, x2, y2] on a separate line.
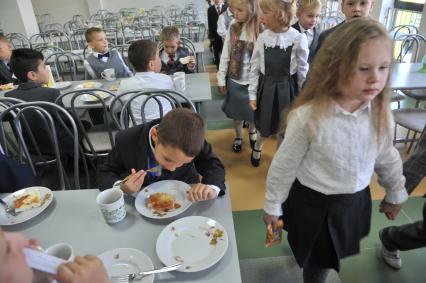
[118, 89, 196, 129]
[71, 29, 87, 50]
[45, 51, 85, 81]
[35, 45, 65, 58]
[6, 33, 31, 49]
[319, 15, 344, 31]
[389, 24, 419, 41]
[0, 101, 81, 190]
[44, 30, 72, 50]
[109, 90, 143, 130]
[29, 33, 50, 49]
[395, 34, 426, 63]
[55, 88, 117, 156]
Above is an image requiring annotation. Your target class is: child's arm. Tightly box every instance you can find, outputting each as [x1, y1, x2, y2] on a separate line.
[116, 50, 133, 77]
[295, 33, 309, 91]
[217, 30, 232, 93]
[264, 110, 309, 217]
[248, 34, 263, 108]
[374, 125, 408, 216]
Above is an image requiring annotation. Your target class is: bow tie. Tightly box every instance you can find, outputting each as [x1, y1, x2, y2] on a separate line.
[97, 52, 110, 59]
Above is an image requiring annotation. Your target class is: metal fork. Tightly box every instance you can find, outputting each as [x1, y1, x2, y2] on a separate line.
[110, 263, 182, 282]
[115, 166, 160, 187]
[0, 198, 17, 216]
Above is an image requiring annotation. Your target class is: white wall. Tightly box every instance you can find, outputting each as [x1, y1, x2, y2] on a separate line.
[0, 0, 39, 36]
[371, 0, 394, 24]
[31, 0, 90, 25]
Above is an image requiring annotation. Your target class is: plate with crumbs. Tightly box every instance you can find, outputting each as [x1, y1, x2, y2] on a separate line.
[156, 216, 228, 272]
[0, 186, 53, 226]
[135, 180, 192, 219]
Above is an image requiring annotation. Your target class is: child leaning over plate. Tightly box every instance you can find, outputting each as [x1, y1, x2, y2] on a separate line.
[98, 108, 226, 202]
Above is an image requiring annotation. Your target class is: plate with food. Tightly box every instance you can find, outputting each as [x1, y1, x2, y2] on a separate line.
[0, 83, 15, 91]
[156, 216, 228, 272]
[99, 248, 154, 283]
[135, 180, 192, 219]
[74, 81, 103, 90]
[80, 91, 111, 103]
[54, 81, 72, 90]
[0, 186, 53, 226]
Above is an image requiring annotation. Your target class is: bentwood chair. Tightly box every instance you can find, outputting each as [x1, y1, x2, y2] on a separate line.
[119, 89, 196, 129]
[45, 51, 85, 81]
[0, 102, 85, 190]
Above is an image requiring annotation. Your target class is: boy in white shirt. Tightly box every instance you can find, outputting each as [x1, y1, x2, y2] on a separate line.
[119, 40, 174, 124]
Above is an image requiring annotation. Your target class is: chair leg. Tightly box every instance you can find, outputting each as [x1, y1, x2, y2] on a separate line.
[393, 123, 397, 146]
[404, 129, 411, 146]
[407, 131, 418, 154]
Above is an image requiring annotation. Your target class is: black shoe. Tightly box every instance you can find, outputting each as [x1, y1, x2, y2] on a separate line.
[251, 149, 261, 167]
[232, 138, 242, 152]
[249, 131, 257, 150]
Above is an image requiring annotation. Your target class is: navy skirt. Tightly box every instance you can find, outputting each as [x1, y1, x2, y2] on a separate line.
[222, 79, 254, 122]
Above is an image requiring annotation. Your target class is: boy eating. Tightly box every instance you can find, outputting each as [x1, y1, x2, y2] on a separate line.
[84, 27, 132, 79]
[159, 26, 196, 75]
[98, 108, 226, 202]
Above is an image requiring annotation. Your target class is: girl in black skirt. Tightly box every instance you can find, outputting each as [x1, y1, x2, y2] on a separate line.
[263, 18, 408, 283]
[248, 0, 309, 166]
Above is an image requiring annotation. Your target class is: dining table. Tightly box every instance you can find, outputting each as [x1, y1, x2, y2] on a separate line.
[1, 188, 242, 283]
[0, 73, 212, 113]
[390, 62, 426, 91]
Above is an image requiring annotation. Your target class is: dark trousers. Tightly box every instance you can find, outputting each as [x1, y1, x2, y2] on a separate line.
[383, 201, 426, 251]
[212, 37, 223, 70]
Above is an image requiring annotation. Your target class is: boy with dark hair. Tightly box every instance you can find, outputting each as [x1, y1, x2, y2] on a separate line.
[119, 39, 174, 124]
[5, 48, 73, 156]
[0, 34, 15, 85]
[159, 26, 196, 75]
[83, 27, 132, 79]
[98, 108, 226, 202]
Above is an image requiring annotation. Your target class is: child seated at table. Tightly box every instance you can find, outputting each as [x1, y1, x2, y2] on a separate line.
[5, 48, 76, 157]
[98, 108, 226, 202]
[119, 39, 174, 124]
[83, 27, 132, 79]
[0, 34, 16, 85]
[159, 26, 196, 75]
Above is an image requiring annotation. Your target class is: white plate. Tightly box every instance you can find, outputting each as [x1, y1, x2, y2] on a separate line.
[156, 216, 228, 272]
[79, 91, 111, 103]
[54, 81, 72, 89]
[74, 81, 103, 90]
[135, 180, 192, 219]
[99, 248, 154, 283]
[0, 187, 53, 226]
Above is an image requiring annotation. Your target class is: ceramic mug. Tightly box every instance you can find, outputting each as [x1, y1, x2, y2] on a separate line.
[101, 68, 116, 81]
[173, 72, 186, 92]
[96, 188, 126, 224]
[45, 243, 74, 261]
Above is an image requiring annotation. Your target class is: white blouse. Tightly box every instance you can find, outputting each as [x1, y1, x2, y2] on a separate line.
[248, 28, 309, 100]
[264, 102, 408, 216]
[217, 26, 253, 86]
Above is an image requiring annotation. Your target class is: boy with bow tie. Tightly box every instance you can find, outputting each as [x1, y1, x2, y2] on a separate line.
[83, 27, 132, 79]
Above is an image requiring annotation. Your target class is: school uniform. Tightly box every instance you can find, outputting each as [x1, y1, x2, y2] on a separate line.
[208, 2, 228, 69]
[0, 60, 14, 85]
[160, 46, 195, 75]
[84, 49, 132, 79]
[291, 22, 319, 64]
[217, 23, 255, 122]
[98, 120, 226, 194]
[312, 21, 345, 59]
[217, 9, 234, 40]
[0, 152, 40, 193]
[248, 28, 309, 137]
[265, 103, 408, 270]
[118, 72, 174, 124]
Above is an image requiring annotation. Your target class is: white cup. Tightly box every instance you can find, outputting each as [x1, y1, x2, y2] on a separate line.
[101, 68, 116, 81]
[96, 188, 126, 224]
[45, 243, 74, 261]
[173, 72, 186, 92]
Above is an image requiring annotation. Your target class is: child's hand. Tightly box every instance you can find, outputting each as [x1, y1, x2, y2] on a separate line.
[219, 86, 226, 94]
[379, 200, 402, 220]
[187, 56, 196, 69]
[188, 183, 217, 202]
[249, 100, 257, 110]
[56, 255, 109, 283]
[120, 169, 146, 194]
[263, 212, 280, 230]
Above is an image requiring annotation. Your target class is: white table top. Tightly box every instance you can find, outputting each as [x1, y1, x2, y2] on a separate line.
[0, 73, 212, 109]
[390, 63, 426, 90]
[2, 189, 242, 283]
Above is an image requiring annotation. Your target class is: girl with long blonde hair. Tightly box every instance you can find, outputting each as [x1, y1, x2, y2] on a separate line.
[217, 0, 261, 153]
[264, 18, 407, 283]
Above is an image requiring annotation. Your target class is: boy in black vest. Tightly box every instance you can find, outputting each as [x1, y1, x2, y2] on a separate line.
[84, 27, 132, 79]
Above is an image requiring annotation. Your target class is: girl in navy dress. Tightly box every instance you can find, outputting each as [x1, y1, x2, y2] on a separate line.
[217, 0, 261, 153]
[248, 0, 308, 166]
[264, 18, 408, 283]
